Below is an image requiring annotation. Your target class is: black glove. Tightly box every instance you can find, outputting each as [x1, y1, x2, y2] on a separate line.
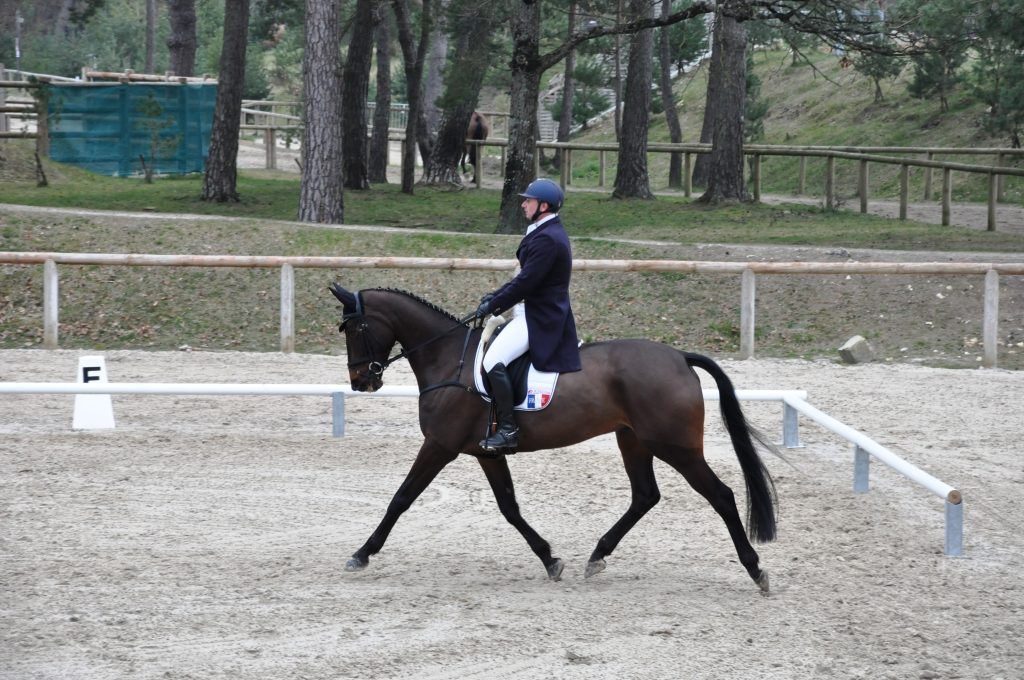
[470, 293, 494, 320]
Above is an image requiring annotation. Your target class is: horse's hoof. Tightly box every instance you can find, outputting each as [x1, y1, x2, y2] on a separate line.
[584, 559, 606, 579]
[754, 570, 770, 593]
[546, 559, 564, 581]
[345, 556, 368, 572]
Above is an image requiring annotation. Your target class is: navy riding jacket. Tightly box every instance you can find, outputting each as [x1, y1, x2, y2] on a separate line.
[485, 215, 582, 373]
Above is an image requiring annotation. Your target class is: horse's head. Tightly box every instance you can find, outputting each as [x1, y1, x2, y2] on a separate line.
[330, 283, 396, 392]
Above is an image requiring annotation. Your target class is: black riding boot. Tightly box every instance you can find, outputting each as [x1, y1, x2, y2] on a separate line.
[480, 363, 519, 451]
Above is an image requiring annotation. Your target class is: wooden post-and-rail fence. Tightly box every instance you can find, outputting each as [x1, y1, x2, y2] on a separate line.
[4, 75, 1021, 231]
[487, 140, 1024, 233]
[4, 252, 1021, 368]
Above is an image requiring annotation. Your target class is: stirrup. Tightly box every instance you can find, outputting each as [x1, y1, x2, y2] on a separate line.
[480, 427, 519, 451]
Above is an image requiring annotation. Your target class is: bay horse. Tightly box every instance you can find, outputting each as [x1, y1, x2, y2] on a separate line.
[330, 285, 779, 591]
[460, 111, 490, 174]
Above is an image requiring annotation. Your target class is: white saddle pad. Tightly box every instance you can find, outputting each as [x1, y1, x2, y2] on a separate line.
[473, 318, 559, 412]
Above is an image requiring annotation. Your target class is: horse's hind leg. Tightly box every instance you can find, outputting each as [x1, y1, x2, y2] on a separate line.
[478, 455, 563, 580]
[346, 439, 458, 572]
[652, 441, 769, 592]
[585, 428, 661, 578]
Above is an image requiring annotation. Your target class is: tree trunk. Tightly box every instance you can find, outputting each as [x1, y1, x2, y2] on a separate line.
[341, 0, 377, 190]
[556, 0, 577, 160]
[612, 0, 655, 199]
[201, 0, 249, 203]
[421, 108, 475, 186]
[659, 0, 683, 188]
[392, 0, 433, 194]
[613, 0, 624, 141]
[166, 0, 197, 77]
[697, 11, 748, 204]
[420, 0, 498, 186]
[145, 0, 157, 73]
[298, 0, 345, 222]
[691, 13, 719, 188]
[368, 8, 392, 184]
[423, 0, 449, 137]
[498, 0, 543, 234]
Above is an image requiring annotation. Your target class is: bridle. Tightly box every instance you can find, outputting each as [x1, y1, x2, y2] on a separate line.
[340, 291, 478, 393]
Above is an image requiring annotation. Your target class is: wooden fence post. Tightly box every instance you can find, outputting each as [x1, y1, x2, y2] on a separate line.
[824, 156, 835, 210]
[43, 259, 59, 349]
[264, 127, 276, 170]
[475, 146, 482, 188]
[401, 138, 408, 180]
[752, 154, 761, 201]
[740, 269, 756, 359]
[987, 172, 997, 231]
[0, 71, 7, 134]
[899, 164, 909, 220]
[983, 269, 999, 368]
[924, 152, 934, 200]
[996, 153, 1005, 203]
[280, 264, 295, 353]
[942, 168, 952, 226]
[797, 156, 806, 195]
[598, 150, 606, 187]
[684, 152, 691, 197]
[858, 159, 869, 214]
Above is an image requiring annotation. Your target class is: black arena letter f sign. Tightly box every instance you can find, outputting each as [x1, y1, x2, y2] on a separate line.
[82, 366, 102, 383]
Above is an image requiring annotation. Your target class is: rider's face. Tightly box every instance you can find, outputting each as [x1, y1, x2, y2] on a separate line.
[521, 197, 546, 219]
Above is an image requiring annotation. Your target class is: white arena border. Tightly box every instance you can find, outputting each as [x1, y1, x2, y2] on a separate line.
[1, 381, 963, 556]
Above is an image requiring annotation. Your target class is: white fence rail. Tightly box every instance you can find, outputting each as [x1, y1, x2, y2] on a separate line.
[0, 379, 962, 554]
[3, 252, 1022, 367]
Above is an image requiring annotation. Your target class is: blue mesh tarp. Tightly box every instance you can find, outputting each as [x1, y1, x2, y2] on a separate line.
[46, 82, 217, 176]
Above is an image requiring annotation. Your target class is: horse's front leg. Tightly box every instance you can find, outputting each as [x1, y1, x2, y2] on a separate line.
[478, 455, 563, 581]
[346, 439, 458, 572]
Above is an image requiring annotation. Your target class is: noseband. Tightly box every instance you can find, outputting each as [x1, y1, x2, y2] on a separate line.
[340, 292, 392, 377]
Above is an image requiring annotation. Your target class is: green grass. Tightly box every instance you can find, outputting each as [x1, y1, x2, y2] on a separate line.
[2, 162, 1023, 253]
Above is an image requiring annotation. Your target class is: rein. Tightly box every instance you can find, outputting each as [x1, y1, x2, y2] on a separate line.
[342, 291, 479, 394]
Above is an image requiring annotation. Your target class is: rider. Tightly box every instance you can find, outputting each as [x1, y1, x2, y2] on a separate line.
[472, 178, 582, 451]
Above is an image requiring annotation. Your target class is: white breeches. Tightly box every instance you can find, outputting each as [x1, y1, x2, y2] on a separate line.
[483, 314, 529, 372]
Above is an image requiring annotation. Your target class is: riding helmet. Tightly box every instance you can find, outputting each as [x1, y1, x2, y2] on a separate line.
[518, 178, 565, 212]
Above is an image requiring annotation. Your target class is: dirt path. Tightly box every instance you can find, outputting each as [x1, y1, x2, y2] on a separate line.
[2, 349, 1022, 679]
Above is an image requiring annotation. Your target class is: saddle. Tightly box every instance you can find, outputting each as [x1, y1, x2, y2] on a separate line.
[474, 317, 560, 411]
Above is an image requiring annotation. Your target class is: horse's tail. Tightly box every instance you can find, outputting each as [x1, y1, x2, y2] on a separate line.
[683, 351, 779, 543]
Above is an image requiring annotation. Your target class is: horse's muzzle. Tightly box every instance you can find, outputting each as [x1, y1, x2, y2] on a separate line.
[350, 370, 383, 393]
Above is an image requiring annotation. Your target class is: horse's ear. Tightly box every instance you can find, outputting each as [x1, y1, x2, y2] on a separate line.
[329, 283, 357, 308]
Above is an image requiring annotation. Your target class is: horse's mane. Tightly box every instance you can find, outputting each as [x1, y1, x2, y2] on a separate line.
[365, 288, 462, 324]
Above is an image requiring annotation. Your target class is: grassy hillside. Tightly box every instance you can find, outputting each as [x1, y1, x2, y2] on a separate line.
[567, 47, 1024, 204]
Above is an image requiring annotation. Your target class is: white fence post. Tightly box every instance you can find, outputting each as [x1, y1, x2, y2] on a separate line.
[853, 444, 870, 493]
[782, 401, 802, 448]
[982, 269, 999, 368]
[43, 259, 58, 349]
[280, 263, 295, 353]
[332, 391, 346, 437]
[946, 501, 964, 556]
[740, 269, 756, 359]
